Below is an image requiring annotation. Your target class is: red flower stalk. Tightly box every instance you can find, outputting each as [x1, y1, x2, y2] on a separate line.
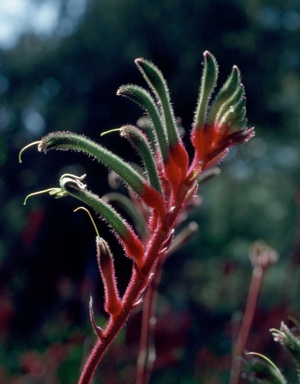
[20, 51, 254, 384]
[230, 241, 278, 384]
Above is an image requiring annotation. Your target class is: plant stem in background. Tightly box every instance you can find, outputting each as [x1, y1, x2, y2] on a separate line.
[230, 241, 278, 384]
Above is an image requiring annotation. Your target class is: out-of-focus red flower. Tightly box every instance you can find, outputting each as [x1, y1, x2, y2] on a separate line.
[19, 351, 45, 379]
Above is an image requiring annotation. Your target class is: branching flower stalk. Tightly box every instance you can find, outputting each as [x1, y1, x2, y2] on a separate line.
[20, 51, 254, 384]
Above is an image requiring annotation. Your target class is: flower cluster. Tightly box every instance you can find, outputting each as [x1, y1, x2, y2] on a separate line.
[20, 51, 254, 384]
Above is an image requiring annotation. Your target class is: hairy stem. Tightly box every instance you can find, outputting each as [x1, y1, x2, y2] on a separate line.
[78, 267, 145, 384]
[79, 175, 193, 384]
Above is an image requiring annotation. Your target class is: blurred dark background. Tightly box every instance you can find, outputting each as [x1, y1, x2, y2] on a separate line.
[1, 0, 300, 382]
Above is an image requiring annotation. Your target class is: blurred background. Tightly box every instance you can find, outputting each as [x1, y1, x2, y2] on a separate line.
[1, 0, 300, 382]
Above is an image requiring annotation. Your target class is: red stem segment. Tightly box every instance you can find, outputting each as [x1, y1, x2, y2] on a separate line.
[78, 231, 168, 383]
[79, 268, 144, 384]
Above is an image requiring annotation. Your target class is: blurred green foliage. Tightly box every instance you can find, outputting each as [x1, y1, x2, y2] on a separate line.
[1, 0, 300, 382]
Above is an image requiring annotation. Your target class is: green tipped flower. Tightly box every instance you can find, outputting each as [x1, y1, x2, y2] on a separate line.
[190, 52, 254, 173]
[120, 124, 162, 194]
[135, 58, 180, 148]
[193, 51, 218, 130]
[117, 84, 169, 161]
[39, 131, 145, 193]
[38, 131, 165, 213]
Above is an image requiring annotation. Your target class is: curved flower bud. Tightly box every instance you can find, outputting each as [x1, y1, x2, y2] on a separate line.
[96, 237, 121, 316]
[193, 51, 218, 130]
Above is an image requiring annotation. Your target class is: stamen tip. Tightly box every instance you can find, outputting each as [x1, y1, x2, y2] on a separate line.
[100, 128, 121, 137]
[74, 206, 100, 238]
[18, 141, 42, 164]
